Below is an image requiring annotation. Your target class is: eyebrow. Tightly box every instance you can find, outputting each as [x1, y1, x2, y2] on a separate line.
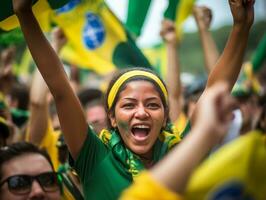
[121, 97, 161, 101]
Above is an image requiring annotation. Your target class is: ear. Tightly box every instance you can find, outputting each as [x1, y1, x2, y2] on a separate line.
[108, 112, 117, 128]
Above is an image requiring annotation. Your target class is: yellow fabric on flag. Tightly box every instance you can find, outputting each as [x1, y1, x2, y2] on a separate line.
[175, 0, 196, 38]
[185, 130, 266, 200]
[53, 0, 127, 75]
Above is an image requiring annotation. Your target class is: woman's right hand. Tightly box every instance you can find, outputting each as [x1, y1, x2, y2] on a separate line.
[194, 82, 237, 144]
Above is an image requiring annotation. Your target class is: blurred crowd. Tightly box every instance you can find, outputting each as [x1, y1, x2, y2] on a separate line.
[0, 0, 265, 199]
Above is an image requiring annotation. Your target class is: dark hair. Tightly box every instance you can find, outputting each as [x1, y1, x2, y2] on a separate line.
[104, 67, 169, 128]
[9, 83, 29, 110]
[78, 88, 104, 108]
[0, 142, 54, 181]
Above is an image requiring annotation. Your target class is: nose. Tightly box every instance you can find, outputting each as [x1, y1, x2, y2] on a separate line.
[28, 180, 45, 199]
[135, 105, 149, 119]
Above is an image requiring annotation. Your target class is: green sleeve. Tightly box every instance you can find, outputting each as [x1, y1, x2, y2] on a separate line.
[74, 126, 109, 183]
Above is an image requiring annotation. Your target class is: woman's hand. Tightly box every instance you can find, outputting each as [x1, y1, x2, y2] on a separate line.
[194, 82, 237, 144]
[229, 0, 255, 29]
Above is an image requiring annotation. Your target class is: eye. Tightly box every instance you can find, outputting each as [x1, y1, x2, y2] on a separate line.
[122, 103, 135, 109]
[147, 103, 160, 109]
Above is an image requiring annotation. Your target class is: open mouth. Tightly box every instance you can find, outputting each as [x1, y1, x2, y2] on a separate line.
[131, 125, 151, 141]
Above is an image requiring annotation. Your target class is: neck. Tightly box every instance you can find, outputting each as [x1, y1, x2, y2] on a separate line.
[139, 150, 154, 168]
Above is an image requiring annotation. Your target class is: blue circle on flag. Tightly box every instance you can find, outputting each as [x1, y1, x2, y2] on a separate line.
[83, 13, 106, 50]
[209, 181, 254, 200]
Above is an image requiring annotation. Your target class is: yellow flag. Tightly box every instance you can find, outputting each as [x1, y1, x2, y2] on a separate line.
[52, 0, 151, 75]
[186, 130, 266, 200]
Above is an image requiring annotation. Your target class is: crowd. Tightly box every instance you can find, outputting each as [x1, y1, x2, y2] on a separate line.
[0, 0, 265, 199]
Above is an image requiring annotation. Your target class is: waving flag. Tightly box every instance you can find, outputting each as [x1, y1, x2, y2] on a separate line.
[52, 0, 151, 75]
[0, 0, 69, 31]
[186, 130, 266, 200]
[126, 0, 196, 38]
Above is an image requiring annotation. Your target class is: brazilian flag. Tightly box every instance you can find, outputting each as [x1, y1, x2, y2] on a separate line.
[52, 0, 151, 75]
[186, 130, 266, 200]
[0, 0, 69, 31]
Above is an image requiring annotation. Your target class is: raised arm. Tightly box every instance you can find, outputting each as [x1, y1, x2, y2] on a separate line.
[28, 69, 49, 145]
[150, 82, 235, 194]
[193, 6, 220, 73]
[160, 19, 184, 122]
[13, 0, 87, 159]
[207, 0, 254, 90]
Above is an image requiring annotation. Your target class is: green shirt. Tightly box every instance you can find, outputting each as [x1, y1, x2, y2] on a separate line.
[74, 127, 133, 200]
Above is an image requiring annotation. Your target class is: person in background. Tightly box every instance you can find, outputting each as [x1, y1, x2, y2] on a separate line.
[0, 142, 61, 200]
[78, 88, 107, 134]
[193, 6, 220, 73]
[160, 19, 186, 133]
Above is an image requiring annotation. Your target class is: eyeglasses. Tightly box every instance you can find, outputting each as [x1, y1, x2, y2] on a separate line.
[0, 172, 60, 195]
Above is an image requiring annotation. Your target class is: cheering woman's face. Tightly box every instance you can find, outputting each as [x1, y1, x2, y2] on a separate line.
[110, 80, 167, 159]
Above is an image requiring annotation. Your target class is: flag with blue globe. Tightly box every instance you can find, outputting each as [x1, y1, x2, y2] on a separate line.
[51, 0, 151, 75]
[83, 12, 105, 50]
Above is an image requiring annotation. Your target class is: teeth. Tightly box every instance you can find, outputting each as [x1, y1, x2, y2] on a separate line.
[133, 125, 149, 129]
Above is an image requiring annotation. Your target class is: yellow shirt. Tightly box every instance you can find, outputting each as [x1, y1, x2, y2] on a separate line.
[26, 120, 60, 170]
[120, 171, 183, 200]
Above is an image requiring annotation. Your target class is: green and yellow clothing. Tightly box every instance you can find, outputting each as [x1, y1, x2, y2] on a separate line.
[73, 125, 182, 200]
[120, 171, 183, 200]
[174, 112, 188, 134]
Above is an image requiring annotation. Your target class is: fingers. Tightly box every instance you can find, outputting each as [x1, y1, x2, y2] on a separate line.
[160, 19, 177, 43]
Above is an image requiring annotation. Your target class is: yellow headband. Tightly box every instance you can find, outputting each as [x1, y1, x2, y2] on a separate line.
[107, 70, 168, 109]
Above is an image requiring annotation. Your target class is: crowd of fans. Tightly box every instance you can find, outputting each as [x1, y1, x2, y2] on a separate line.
[0, 0, 265, 199]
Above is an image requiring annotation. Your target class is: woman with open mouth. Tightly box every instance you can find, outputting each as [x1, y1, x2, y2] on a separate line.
[12, 0, 254, 199]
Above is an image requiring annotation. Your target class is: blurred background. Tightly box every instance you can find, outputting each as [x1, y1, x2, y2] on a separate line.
[107, 0, 266, 75]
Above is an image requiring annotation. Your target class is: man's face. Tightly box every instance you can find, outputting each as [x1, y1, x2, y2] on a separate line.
[0, 153, 61, 200]
[86, 105, 107, 134]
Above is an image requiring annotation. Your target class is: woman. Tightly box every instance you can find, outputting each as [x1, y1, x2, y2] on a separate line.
[12, 0, 254, 199]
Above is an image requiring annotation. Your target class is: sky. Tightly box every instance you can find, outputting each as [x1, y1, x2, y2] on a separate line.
[106, 0, 266, 47]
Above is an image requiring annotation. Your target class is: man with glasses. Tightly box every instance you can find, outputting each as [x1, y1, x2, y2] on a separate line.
[0, 142, 61, 200]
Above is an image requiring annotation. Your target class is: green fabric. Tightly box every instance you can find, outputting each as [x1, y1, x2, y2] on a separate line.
[11, 108, 30, 128]
[125, 0, 152, 37]
[251, 33, 266, 73]
[113, 31, 152, 69]
[164, 0, 180, 20]
[74, 125, 181, 200]
[103, 127, 180, 177]
[0, 28, 24, 47]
